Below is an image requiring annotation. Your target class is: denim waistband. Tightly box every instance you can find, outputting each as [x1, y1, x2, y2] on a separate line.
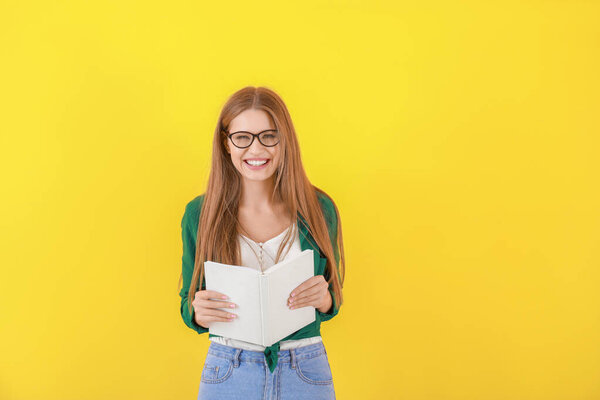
[207, 340, 326, 364]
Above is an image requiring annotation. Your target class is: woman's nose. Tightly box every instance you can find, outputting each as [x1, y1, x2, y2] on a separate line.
[249, 136, 266, 151]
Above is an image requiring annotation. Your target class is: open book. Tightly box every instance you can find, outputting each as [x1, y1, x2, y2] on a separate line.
[204, 249, 316, 347]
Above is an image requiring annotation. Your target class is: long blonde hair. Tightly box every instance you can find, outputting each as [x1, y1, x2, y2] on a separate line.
[180, 86, 345, 316]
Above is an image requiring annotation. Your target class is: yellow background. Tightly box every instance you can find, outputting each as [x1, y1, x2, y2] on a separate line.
[1, 1, 599, 399]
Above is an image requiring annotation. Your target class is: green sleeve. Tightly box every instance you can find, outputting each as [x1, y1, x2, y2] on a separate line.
[316, 194, 341, 322]
[317, 286, 339, 322]
[179, 198, 209, 335]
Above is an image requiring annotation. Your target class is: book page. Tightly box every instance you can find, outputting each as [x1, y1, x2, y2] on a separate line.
[263, 249, 316, 346]
[204, 261, 262, 345]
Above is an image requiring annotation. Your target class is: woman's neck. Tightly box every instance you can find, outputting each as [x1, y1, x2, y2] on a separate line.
[239, 177, 280, 213]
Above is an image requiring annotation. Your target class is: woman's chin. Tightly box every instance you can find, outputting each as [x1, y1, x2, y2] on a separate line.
[242, 173, 275, 182]
[239, 167, 275, 181]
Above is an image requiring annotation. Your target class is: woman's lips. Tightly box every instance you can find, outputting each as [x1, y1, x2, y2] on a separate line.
[243, 159, 270, 170]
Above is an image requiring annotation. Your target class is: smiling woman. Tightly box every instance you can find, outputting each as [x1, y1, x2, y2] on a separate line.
[178, 86, 345, 400]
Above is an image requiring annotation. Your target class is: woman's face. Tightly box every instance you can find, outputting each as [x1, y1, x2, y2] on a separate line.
[225, 108, 281, 183]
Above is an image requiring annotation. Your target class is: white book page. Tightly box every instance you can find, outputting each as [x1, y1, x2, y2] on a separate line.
[204, 261, 262, 345]
[263, 249, 316, 346]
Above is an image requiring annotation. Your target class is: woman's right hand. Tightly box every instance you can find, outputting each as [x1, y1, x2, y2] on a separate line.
[192, 290, 238, 328]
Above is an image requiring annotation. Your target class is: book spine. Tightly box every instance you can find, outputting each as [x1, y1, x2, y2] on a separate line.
[259, 274, 268, 346]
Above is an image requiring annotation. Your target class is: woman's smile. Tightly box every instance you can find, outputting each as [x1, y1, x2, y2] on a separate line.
[243, 158, 271, 170]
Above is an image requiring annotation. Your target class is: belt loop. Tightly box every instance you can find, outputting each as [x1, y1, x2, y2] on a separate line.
[290, 348, 297, 369]
[233, 348, 242, 368]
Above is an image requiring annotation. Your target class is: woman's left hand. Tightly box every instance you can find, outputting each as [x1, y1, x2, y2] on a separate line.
[288, 275, 332, 313]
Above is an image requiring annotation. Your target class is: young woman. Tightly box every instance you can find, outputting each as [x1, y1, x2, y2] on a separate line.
[178, 86, 345, 399]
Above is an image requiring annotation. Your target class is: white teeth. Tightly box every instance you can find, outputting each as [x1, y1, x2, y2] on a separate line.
[246, 160, 267, 166]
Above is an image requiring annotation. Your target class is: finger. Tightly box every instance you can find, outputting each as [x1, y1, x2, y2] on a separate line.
[198, 290, 229, 300]
[289, 281, 327, 304]
[197, 299, 237, 309]
[289, 294, 321, 309]
[200, 315, 237, 324]
[197, 308, 238, 320]
[192, 300, 238, 314]
[290, 276, 320, 297]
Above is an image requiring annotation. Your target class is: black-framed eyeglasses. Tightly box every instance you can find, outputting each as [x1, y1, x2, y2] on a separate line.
[227, 129, 280, 148]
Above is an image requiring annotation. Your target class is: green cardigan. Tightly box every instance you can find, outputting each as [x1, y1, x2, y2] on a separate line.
[179, 191, 341, 372]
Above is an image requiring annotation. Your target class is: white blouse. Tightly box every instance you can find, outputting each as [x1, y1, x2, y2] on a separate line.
[208, 221, 323, 351]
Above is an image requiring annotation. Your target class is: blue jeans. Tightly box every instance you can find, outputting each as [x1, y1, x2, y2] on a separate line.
[197, 341, 336, 400]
